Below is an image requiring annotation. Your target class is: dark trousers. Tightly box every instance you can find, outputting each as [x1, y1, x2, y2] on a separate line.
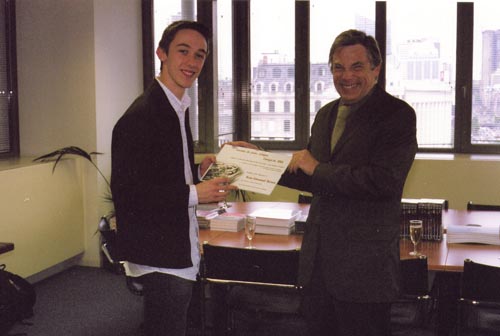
[301, 261, 392, 336]
[142, 272, 194, 336]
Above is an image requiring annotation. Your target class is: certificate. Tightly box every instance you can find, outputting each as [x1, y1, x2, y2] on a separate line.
[202, 145, 291, 195]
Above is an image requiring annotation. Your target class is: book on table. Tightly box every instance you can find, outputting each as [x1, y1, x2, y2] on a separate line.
[249, 208, 302, 227]
[249, 208, 302, 235]
[255, 224, 295, 235]
[447, 223, 500, 245]
[209, 213, 246, 232]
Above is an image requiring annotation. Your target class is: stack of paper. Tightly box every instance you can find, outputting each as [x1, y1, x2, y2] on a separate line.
[447, 223, 500, 245]
[250, 208, 302, 235]
[210, 213, 246, 232]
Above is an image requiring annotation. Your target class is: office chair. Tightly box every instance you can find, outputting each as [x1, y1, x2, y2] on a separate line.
[457, 259, 500, 336]
[201, 243, 307, 336]
[297, 193, 312, 204]
[98, 216, 144, 296]
[466, 201, 500, 211]
[391, 256, 436, 336]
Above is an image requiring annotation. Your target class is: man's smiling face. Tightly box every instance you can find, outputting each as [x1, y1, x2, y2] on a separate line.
[331, 44, 381, 104]
[156, 28, 208, 100]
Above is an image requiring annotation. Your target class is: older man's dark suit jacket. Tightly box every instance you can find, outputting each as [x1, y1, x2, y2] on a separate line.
[111, 80, 199, 269]
[280, 85, 417, 303]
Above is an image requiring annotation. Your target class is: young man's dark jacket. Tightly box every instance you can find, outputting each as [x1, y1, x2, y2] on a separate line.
[111, 80, 199, 269]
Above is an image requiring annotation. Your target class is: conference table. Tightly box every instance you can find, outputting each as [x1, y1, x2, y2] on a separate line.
[199, 201, 500, 271]
[199, 201, 500, 335]
[198, 201, 500, 335]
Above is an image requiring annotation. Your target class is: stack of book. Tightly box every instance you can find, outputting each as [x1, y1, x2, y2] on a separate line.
[250, 208, 302, 235]
[209, 213, 246, 232]
[447, 223, 500, 245]
[196, 215, 210, 229]
[400, 198, 447, 241]
[196, 204, 224, 229]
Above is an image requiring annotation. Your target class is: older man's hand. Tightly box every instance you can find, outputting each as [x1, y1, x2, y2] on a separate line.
[288, 149, 319, 176]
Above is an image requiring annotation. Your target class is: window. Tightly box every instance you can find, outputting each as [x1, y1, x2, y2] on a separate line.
[254, 100, 260, 113]
[314, 100, 322, 113]
[269, 101, 275, 113]
[0, 0, 19, 157]
[250, 0, 295, 143]
[147, 1, 500, 154]
[471, 0, 500, 147]
[255, 83, 262, 94]
[386, 0, 456, 150]
[151, 1, 202, 145]
[284, 119, 291, 133]
[216, 0, 235, 147]
[316, 82, 323, 92]
[309, 0, 375, 132]
[284, 100, 291, 113]
[272, 68, 281, 78]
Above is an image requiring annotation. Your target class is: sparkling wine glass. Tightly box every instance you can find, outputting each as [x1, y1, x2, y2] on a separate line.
[409, 220, 423, 256]
[245, 216, 257, 249]
[218, 165, 231, 209]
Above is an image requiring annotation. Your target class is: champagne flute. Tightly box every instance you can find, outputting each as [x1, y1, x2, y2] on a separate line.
[218, 165, 231, 209]
[409, 220, 423, 256]
[245, 216, 257, 249]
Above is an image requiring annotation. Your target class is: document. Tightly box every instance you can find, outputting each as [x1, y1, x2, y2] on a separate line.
[202, 145, 291, 195]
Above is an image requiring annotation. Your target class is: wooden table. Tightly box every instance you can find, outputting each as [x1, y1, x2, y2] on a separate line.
[442, 209, 500, 271]
[199, 202, 500, 335]
[200, 202, 500, 272]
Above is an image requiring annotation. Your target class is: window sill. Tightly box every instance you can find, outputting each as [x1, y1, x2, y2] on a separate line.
[0, 157, 40, 172]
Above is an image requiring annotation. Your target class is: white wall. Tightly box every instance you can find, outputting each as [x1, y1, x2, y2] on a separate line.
[0, 159, 85, 279]
[12, 0, 143, 270]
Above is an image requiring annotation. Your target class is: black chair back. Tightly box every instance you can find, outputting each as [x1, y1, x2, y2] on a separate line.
[202, 244, 300, 287]
[466, 201, 500, 211]
[461, 259, 500, 302]
[298, 193, 312, 204]
[201, 244, 305, 335]
[458, 259, 500, 335]
[391, 256, 436, 335]
[400, 256, 429, 297]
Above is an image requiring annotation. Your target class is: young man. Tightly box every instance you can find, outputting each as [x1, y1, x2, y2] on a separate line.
[111, 21, 235, 336]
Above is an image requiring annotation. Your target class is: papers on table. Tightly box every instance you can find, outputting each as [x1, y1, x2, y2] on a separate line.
[447, 223, 500, 245]
[249, 208, 302, 235]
